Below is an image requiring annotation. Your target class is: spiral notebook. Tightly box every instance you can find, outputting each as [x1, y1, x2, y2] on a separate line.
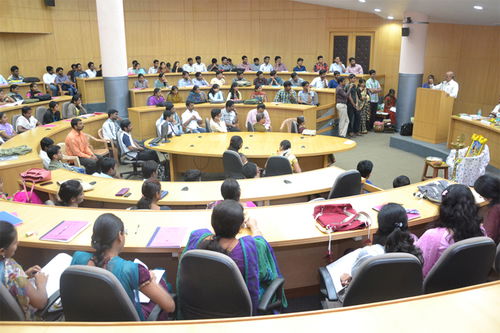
[40, 220, 89, 242]
[147, 226, 188, 248]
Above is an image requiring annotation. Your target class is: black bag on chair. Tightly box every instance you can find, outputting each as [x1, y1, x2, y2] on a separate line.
[23, 77, 40, 83]
[400, 123, 413, 136]
[37, 94, 51, 101]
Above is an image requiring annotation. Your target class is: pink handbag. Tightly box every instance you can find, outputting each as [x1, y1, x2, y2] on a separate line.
[13, 168, 51, 204]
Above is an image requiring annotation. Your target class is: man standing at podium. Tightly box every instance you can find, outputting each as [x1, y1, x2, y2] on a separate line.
[431, 71, 459, 98]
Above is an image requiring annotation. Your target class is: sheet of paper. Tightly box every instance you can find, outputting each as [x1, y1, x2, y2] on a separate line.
[325, 248, 361, 292]
[133, 259, 164, 303]
[41, 253, 73, 296]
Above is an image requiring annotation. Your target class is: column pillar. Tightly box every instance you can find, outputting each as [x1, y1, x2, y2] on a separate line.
[396, 12, 428, 129]
[96, 0, 129, 118]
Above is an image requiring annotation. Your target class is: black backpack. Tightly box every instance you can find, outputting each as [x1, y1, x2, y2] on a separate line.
[23, 77, 40, 83]
[400, 122, 413, 136]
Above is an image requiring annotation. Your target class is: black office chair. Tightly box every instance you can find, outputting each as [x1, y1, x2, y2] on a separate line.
[327, 170, 362, 199]
[222, 150, 244, 179]
[247, 121, 254, 132]
[177, 249, 284, 319]
[117, 131, 143, 179]
[0, 283, 25, 321]
[319, 253, 423, 308]
[35, 106, 47, 124]
[61, 101, 71, 119]
[60, 265, 161, 321]
[495, 242, 500, 273]
[423, 237, 495, 294]
[264, 156, 292, 177]
[290, 121, 298, 133]
[11, 115, 21, 133]
[205, 117, 211, 132]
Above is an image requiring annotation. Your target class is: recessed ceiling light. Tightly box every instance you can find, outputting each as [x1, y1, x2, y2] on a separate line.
[374, 8, 381, 12]
[473, 5, 483, 10]
[387, 16, 394, 20]
[358, 0, 366, 3]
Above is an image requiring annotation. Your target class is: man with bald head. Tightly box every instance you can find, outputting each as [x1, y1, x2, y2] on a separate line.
[431, 71, 459, 98]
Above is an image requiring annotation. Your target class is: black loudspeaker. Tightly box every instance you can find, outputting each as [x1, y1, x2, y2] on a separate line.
[45, 0, 55, 6]
[402, 27, 410, 37]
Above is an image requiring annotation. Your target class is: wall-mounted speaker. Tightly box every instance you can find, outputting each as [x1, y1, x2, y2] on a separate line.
[45, 0, 55, 6]
[402, 27, 410, 37]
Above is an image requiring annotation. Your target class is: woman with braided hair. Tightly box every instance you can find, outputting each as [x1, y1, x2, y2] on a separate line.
[71, 213, 175, 320]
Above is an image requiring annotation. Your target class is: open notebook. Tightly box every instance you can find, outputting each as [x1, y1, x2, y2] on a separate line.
[133, 259, 164, 303]
[39, 253, 73, 297]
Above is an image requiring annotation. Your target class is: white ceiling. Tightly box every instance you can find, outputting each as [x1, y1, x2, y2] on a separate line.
[292, 0, 500, 26]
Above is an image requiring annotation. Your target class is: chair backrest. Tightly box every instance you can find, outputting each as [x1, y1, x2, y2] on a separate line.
[12, 115, 20, 132]
[496, 242, 500, 273]
[246, 121, 254, 132]
[343, 253, 423, 307]
[57, 142, 67, 154]
[60, 265, 140, 322]
[178, 249, 252, 319]
[265, 156, 292, 177]
[290, 121, 298, 133]
[222, 150, 244, 179]
[62, 101, 71, 119]
[0, 283, 25, 321]
[97, 128, 104, 140]
[423, 237, 495, 294]
[35, 106, 47, 123]
[327, 170, 362, 199]
[205, 117, 211, 132]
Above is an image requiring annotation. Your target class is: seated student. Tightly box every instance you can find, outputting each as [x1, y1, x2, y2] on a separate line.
[267, 70, 284, 86]
[129, 62, 146, 75]
[248, 57, 259, 71]
[328, 71, 341, 88]
[393, 175, 411, 188]
[274, 81, 298, 104]
[328, 203, 422, 287]
[177, 71, 193, 88]
[193, 56, 207, 72]
[71, 213, 175, 320]
[259, 56, 273, 72]
[134, 73, 149, 89]
[56, 179, 84, 207]
[142, 160, 158, 181]
[26, 83, 43, 99]
[232, 70, 251, 87]
[422, 74, 435, 89]
[253, 113, 267, 132]
[310, 69, 328, 89]
[8, 85, 23, 102]
[47, 145, 85, 173]
[39, 137, 54, 169]
[219, 56, 233, 71]
[383, 89, 397, 125]
[474, 175, 500, 244]
[208, 178, 256, 208]
[147, 88, 166, 106]
[208, 84, 225, 103]
[416, 184, 485, 277]
[192, 72, 209, 87]
[274, 56, 287, 72]
[182, 57, 195, 73]
[65, 118, 98, 174]
[249, 84, 268, 102]
[181, 102, 206, 133]
[166, 86, 183, 103]
[238, 55, 251, 72]
[221, 100, 240, 132]
[313, 56, 328, 72]
[296, 116, 306, 134]
[346, 57, 363, 74]
[289, 72, 304, 87]
[66, 94, 87, 118]
[275, 139, 301, 173]
[209, 108, 227, 133]
[16, 106, 39, 133]
[246, 103, 271, 131]
[227, 135, 243, 153]
[184, 169, 202, 181]
[148, 59, 160, 74]
[242, 162, 260, 179]
[154, 72, 170, 89]
[253, 71, 267, 86]
[207, 57, 219, 72]
[171, 61, 182, 73]
[329, 56, 346, 74]
[73, 63, 89, 79]
[157, 104, 183, 137]
[297, 81, 319, 105]
[118, 119, 160, 163]
[54, 67, 78, 96]
[210, 70, 226, 86]
[92, 157, 117, 178]
[86, 62, 97, 78]
[293, 58, 306, 72]
[7, 65, 24, 84]
[136, 179, 169, 210]
[226, 83, 243, 102]
[0, 88, 16, 105]
[42, 101, 61, 124]
[0, 112, 16, 141]
[184, 200, 286, 314]
[102, 109, 121, 141]
[186, 85, 208, 104]
[357, 160, 373, 185]
[0, 221, 49, 320]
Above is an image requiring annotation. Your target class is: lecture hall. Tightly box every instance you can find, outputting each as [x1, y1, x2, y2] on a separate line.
[1, 0, 499, 332]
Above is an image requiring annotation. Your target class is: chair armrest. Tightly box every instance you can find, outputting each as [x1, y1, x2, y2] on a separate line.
[257, 277, 285, 313]
[63, 155, 81, 167]
[36, 290, 61, 319]
[146, 304, 162, 321]
[319, 267, 338, 301]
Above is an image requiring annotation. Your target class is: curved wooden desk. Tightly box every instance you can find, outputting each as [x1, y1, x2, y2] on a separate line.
[25, 166, 360, 209]
[147, 132, 356, 180]
[0, 95, 71, 123]
[2, 282, 498, 330]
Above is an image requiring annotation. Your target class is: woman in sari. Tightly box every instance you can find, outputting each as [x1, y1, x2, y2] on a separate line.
[71, 213, 175, 320]
[182, 200, 287, 315]
[357, 79, 370, 134]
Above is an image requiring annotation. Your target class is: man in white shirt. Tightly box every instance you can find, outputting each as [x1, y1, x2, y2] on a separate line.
[193, 56, 207, 72]
[210, 71, 226, 86]
[182, 58, 195, 73]
[329, 56, 345, 74]
[490, 96, 500, 117]
[431, 71, 459, 98]
[39, 137, 54, 169]
[221, 100, 239, 132]
[310, 70, 328, 89]
[102, 109, 121, 141]
[16, 106, 39, 133]
[259, 56, 273, 72]
[43, 66, 58, 96]
[181, 102, 206, 133]
[85, 62, 97, 78]
[148, 59, 160, 74]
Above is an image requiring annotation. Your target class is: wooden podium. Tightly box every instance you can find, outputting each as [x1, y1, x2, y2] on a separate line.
[413, 88, 455, 144]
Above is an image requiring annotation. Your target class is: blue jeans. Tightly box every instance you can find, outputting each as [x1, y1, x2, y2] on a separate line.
[62, 84, 78, 96]
[189, 128, 207, 133]
[48, 84, 59, 96]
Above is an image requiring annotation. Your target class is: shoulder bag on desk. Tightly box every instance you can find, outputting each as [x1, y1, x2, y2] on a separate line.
[13, 168, 51, 204]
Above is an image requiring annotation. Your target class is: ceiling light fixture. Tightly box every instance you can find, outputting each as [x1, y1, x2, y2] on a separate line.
[387, 16, 394, 20]
[358, 0, 366, 3]
[374, 8, 381, 12]
[473, 5, 483, 10]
